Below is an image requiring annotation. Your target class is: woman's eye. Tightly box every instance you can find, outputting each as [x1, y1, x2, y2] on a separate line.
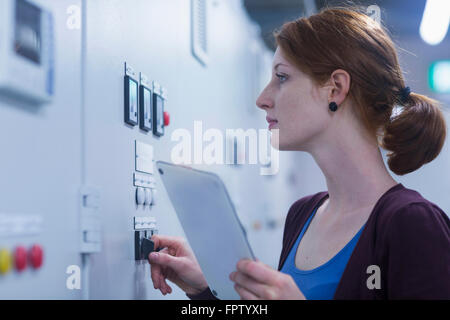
[276, 73, 288, 83]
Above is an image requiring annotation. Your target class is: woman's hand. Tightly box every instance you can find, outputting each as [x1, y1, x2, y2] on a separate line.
[230, 259, 306, 300]
[148, 235, 208, 296]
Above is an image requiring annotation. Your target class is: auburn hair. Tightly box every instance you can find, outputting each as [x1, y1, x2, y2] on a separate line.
[274, 7, 447, 175]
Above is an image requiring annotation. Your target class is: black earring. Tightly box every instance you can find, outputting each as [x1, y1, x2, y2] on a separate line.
[329, 102, 338, 112]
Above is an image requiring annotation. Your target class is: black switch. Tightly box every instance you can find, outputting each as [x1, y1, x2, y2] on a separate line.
[135, 231, 162, 261]
[142, 238, 155, 260]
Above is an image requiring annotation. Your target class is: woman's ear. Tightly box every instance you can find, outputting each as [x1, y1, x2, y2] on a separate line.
[328, 69, 351, 105]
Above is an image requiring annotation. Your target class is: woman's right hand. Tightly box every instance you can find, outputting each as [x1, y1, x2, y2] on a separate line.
[148, 234, 208, 296]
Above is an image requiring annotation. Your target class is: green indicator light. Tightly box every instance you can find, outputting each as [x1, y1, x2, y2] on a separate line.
[429, 60, 450, 93]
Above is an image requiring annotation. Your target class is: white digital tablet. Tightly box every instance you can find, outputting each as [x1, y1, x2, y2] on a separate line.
[156, 161, 256, 300]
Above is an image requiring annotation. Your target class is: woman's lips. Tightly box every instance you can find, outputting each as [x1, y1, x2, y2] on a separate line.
[266, 116, 278, 129]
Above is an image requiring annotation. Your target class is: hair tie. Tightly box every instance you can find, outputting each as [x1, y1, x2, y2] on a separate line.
[399, 86, 411, 103]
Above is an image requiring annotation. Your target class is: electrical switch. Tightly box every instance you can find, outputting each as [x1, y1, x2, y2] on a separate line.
[151, 189, 156, 206]
[164, 111, 170, 127]
[144, 188, 152, 206]
[135, 231, 159, 260]
[0, 248, 12, 275]
[141, 238, 155, 260]
[14, 246, 27, 272]
[136, 187, 145, 205]
[29, 244, 43, 269]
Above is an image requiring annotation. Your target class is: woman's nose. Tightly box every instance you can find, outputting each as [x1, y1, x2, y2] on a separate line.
[256, 89, 274, 110]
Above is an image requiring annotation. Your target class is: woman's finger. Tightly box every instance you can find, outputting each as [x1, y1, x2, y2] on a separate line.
[149, 247, 170, 289]
[150, 262, 162, 289]
[234, 283, 259, 300]
[149, 250, 183, 273]
[151, 234, 183, 252]
[236, 259, 278, 286]
[231, 271, 274, 299]
[159, 266, 171, 295]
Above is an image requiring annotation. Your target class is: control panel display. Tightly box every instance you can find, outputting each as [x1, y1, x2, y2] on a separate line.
[15, 0, 42, 64]
[0, 0, 54, 104]
[124, 75, 138, 125]
[153, 94, 164, 136]
[139, 85, 152, 131]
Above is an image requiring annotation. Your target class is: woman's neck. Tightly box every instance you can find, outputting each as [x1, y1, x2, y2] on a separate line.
[309, 130, 398, 218]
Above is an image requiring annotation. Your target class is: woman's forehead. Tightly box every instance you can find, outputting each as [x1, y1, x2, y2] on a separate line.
[273, 48, 288, 65]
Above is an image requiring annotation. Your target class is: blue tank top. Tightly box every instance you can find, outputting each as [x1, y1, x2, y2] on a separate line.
[280, 206, 365, 300]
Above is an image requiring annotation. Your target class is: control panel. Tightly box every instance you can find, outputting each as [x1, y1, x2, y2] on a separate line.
[0, 0, 54, 104]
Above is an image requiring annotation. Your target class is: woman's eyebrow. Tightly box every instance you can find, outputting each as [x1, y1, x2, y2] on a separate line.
[273, 63, 289, 71]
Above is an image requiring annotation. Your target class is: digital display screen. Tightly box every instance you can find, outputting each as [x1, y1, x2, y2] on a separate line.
[15, 0, 42, 64]
[144, 88, 152, 126]
[157, 96, 164, 133]
[129, 79, 138, 116]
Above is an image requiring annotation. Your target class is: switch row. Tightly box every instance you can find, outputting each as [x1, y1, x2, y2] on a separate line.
[0, 244, 44, 275]
[136, 187, 156, 206]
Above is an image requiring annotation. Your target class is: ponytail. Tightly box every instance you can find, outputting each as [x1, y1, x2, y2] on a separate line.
[381, 93, 447, 175]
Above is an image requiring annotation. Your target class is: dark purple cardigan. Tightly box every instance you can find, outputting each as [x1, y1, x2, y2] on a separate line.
[187, 183, 450, 300]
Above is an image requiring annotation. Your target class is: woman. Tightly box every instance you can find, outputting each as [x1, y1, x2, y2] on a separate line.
[148, 7, 450, 299]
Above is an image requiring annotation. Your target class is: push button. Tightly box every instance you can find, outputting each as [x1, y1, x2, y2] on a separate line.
[0, 248, 12, 275]
[14, 246, 27, 272]
[164, 111, 170, 127]
[29, 244, 44, 269]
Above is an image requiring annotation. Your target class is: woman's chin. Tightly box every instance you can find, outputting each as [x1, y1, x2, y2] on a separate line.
[275, 140, 304, 151]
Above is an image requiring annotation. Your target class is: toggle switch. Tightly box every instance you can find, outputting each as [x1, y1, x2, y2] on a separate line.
[144, 188, 152, 206]
[134, 231, 161, 260]
[141, 238, 155, 260]
[136, 187, 145, 205]
[150, 189, 156, 206]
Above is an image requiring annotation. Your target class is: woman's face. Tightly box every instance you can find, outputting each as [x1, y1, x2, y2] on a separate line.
[256, 47, 332, 151]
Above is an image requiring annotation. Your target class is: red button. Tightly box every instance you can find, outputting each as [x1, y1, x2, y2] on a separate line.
[164, 111, 170, 127]
[29, 244, 44, 269]
[14, 246, 27, 272]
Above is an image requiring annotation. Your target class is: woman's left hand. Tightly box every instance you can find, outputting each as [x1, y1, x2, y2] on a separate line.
[230, 259, 306, 300]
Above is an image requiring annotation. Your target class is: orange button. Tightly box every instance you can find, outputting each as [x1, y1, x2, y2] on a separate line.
[14, 246, 27, 272]
[29, 244, 44, 269]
